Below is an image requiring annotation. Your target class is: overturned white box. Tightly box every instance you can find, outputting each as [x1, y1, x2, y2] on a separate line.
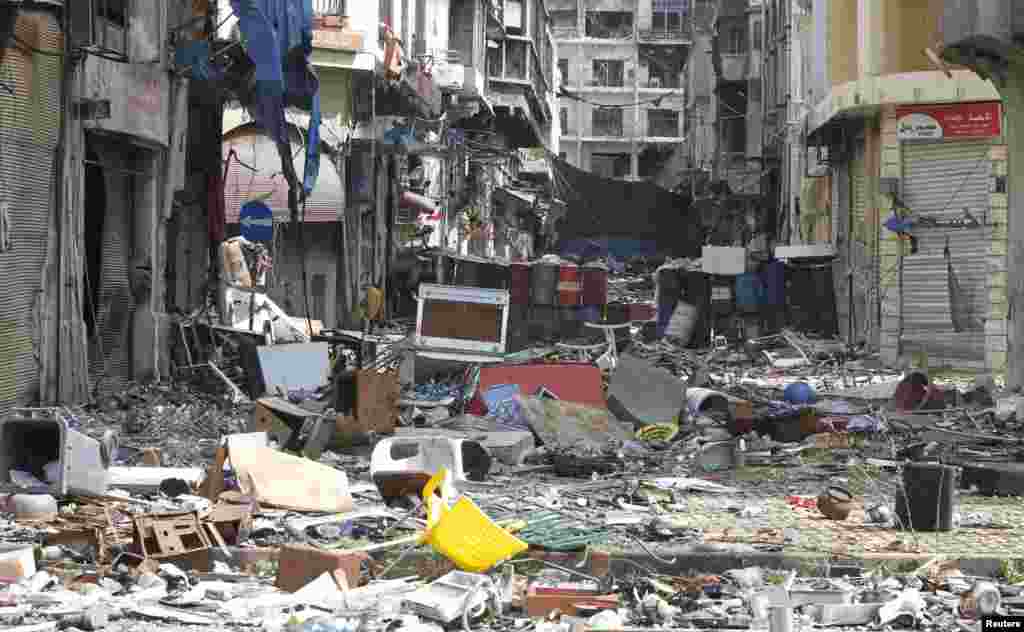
[701, 246, 746, 276]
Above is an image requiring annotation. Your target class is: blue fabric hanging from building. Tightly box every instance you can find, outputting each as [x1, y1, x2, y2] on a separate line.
[230, 0, 321, 195]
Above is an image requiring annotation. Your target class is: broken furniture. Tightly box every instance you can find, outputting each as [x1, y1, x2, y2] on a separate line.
[412, 283, 510, 363]
[555, 321, 632, 371]
[334, 367, 401, 439]
[134, 511, 212, 563]
[370, 436, 491, 501]
[0, 408, 111, 497]
[251, 397, 328, 455]
[219, 237, 312, 344]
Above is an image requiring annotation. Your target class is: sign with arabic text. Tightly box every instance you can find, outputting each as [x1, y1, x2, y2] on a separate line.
[896, 101, 1001, 140]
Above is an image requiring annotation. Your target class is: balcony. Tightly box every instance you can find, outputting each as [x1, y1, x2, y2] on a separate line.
[639, 28, 690, 43]
[552, 26, 579, 39]
[487, 35, 553, 122]
[644, 77, 682, 90]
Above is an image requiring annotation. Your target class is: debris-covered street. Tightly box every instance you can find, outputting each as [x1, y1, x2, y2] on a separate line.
[7, 0, 1024, 630]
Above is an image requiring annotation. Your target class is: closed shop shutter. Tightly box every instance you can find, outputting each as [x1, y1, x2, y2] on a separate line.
[0, 10, 63, 413]
[900, 140, 992, 366]
[847, 143, 875, 345]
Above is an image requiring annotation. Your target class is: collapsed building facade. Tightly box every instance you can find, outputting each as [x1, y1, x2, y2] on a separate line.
[0, 0, 210, 412]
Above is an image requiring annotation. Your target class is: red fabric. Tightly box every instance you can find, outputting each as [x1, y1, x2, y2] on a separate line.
[208, 171, 226, 243]
[786, 496, 817, 510]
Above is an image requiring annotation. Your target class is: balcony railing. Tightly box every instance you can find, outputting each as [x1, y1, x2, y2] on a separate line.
[645, 77, 681, 89]
[639, 28, 690, 42]
[592, 120, 624, 137]
[552, 26, 579, 39]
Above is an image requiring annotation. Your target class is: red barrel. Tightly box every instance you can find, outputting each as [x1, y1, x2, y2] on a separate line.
[558, 263, 581, 306]
[581, 264, 609, 306]
[510, 262, 531, 306]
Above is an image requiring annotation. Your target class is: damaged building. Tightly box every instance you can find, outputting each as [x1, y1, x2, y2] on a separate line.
[804, 0, 1006, 372]
[0, 0, 208, 412]
[552, 0, 689, 182]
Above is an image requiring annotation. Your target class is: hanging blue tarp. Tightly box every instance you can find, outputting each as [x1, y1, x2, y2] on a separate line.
[230, 0, 321, 195]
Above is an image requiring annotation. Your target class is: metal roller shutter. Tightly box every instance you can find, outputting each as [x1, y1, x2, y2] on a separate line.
[900, 140, 992, 366]
[0, 10, 63, 413]
[847, 143, 875, 345]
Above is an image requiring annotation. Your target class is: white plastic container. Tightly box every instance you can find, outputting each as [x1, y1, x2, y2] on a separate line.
[702, 246, 746, 275]
[370, 437, 491, 499]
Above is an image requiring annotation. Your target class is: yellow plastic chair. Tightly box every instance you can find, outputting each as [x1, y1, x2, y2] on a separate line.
[419, 468, 528, 573]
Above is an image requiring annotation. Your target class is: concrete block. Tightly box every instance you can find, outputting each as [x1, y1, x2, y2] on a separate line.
[276, 545, 367, 593]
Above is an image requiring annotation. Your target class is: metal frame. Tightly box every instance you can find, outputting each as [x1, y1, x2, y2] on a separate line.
[414, 283, 510, 355]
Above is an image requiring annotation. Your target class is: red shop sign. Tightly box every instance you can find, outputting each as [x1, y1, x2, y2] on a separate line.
[896, 101, 1001, 140]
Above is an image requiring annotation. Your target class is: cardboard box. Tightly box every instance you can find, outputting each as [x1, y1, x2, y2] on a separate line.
[276, 544, 368, 593]
[335, 368, 400, 436]
[702, 246, 746, 276]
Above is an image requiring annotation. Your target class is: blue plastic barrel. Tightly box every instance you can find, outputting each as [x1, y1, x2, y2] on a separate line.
[735, 273, 765, 313]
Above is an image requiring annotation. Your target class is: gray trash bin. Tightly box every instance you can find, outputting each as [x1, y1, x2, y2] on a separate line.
[0, 409, 111, 497]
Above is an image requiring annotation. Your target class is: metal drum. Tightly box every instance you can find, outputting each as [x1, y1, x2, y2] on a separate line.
[557, 263, 581, 306]
[530, 260, 559, 306]
[581, 263, 609, 306]
[481, 261, 510, 290]
[454, 256, 484, 288]
[509, 262, 531, 306]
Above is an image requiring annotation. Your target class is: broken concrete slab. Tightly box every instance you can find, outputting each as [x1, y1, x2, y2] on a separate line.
[607, 354, 686, 427]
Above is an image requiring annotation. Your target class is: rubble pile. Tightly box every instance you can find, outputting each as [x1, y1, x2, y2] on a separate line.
[4, 264, 1024, 632]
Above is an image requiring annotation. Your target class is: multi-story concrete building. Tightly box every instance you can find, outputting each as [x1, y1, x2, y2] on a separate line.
[552, 0, 689, 181]
[804, 0, 1004, 372]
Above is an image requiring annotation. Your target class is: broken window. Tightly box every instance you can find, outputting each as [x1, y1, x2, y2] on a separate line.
[560, 107, 569, 134]
[592, 59, 625, 87]
[648, 109, 679, 137]
[551, 10, 578, 36]
[723, 26, 746, 54]
[585, 11, 633, 39]
[651, 11, 683, 33]
[591, 153, 630, 179]
[752, 19, 762, 50]
[507, 39, 527, 79]
[592, 108, 624, 137]
[645, 56, 681, 88]
[558, 58, 569, 85]
[505, 0, 524, 33]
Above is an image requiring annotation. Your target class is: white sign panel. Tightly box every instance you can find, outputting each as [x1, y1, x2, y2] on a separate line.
[81, 55, 170, 147]
[897, 112, 943, 140]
